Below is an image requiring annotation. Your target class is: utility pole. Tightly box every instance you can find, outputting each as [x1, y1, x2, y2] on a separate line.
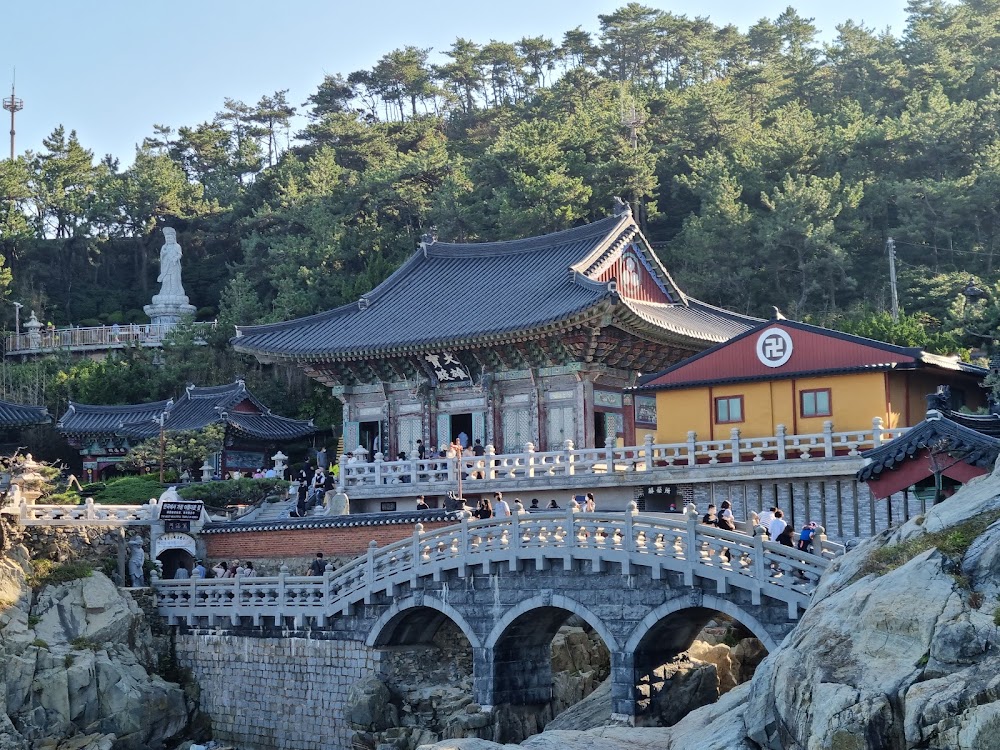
[2, 72, 23, 161]
[887, 236, 899, 322]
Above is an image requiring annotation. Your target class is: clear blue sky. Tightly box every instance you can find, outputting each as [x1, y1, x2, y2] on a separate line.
[1, 1, 909, 166]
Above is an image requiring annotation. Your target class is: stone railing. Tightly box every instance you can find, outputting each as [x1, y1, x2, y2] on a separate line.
[4, 321, 217, 355]
[0, 498, 159, 526]
[153, 505, 842, 627]
[339, 418, 907, 491]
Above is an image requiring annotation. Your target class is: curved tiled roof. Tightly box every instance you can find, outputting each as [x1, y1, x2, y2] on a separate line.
[57, 381, 313, 441]
[200, 508, 464, 534]
[0, 399, 51, 427]
[857, 411, 1000, 482]
[233, 214, 756, 361]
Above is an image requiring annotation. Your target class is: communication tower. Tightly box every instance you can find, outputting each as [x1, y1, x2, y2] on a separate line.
[2, 73, 24, 161]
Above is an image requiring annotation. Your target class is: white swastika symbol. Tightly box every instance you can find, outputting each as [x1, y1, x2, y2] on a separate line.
[755, 327, 793, 368]
[762, 336, 786, 360]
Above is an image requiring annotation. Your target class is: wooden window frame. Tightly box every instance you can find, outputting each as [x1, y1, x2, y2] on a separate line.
[800, 388, 832, 418]
[714, 395, 744, 424]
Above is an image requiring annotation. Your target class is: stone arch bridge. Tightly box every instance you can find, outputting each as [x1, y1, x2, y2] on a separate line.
[155, 507, 838, 724]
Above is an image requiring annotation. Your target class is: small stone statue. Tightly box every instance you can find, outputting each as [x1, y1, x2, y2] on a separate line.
[128, 537, 146, 587]
[155, 227, 186, 301]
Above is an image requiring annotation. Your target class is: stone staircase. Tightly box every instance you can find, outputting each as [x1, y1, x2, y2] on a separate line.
[241, 496, 326, 523]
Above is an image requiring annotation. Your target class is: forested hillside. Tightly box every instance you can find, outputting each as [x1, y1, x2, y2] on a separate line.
[2, 1, 1000, 426]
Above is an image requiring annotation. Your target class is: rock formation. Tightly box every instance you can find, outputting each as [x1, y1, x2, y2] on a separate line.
[417, 464, 1000, 750]
[0, 525, 190, 750]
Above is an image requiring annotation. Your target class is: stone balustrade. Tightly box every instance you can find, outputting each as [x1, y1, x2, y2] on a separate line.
[153, 504, 842, 627]
[4, 321, 217, 356]
[0, 498, 159, 526]
[339, 418, 907, 494]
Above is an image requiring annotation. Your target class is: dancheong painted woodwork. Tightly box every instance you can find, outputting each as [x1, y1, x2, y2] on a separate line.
[233, 205, 758, 458]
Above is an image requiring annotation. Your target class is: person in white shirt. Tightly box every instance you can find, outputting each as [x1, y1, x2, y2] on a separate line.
[768, 509, 787, 541]
[759, 507, 776, 529]
[493, 491, 511, 517]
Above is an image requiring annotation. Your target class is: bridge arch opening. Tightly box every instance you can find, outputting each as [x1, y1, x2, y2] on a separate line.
[367, 597, 479, 737]
[625, 596, 771, 727]
[486, 596, 615, 743]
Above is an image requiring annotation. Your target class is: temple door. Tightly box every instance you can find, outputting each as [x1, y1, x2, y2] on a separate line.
[397, 416, 422, 460]
[436, 413, 451, 451]
[471, 412, 486, 447]
[546, 405, 576, 451]
[501, 409, 531, 452]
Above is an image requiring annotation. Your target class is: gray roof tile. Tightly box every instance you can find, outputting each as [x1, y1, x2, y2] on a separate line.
[0, 399, 51, 427]
[57, 381, 313, 441]
[233, 215, 755, 360]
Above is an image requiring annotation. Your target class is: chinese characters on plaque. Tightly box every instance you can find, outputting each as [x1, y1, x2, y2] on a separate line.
[425, 352, 469, 382]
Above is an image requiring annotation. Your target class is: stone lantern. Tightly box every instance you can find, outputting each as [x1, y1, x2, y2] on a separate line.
[24, 311, 42, 350]
[271, 450, 288, 476]
[11, 454, 47, 504]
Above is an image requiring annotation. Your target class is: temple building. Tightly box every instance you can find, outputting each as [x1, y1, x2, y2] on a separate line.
[57, 380, 314, 479]
[233, 205, 756, 458]
[0, 399, 50, 429]
[638, 319, 987, 442]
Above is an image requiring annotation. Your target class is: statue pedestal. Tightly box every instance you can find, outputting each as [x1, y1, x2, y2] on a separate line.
[144, 297, 196, 328]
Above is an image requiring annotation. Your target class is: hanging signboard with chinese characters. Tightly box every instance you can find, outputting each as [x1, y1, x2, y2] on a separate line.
[425, 352, 469, 382]
[634, 395, 657, 425]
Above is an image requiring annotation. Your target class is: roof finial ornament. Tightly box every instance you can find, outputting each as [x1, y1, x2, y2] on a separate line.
[420, 226, 438, 247]
[613, 196, 631, 217]
[771, 306, 787, 320]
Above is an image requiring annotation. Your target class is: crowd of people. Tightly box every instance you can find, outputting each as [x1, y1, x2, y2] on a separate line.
[171, 559, 257, 579]
[460, 491, 595, 519]
[701, 502, 819, 552]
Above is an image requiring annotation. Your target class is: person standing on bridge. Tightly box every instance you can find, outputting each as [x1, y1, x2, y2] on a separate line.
[584, 493, 596, 512]
[768, 509, 787, 541]
[310, 553, 327, 576]
[493, 492, 511, 517]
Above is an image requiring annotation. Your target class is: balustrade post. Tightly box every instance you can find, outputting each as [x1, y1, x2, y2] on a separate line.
[730, 428, 741, 464]
[338, 454, 348, 490]
[814, 525, 828, 558]
[19, 500, 27, 522]
[686, 431, 697, 466]
[643, 434, 654, 471]
[277, 564, 288, 625]
[564, 439, 575, 476]
[625, 500, 637, 558]
[752, 533, 766, 588]
[683, 503, 698, 586]
[823, 421, 834, 458]
[605, 436, 615, 472]
[373, 452, 385, 485]
[485, 445, 497, 480]
[323, 563, 333, 609]
[365, 541, 378, 599]
[410, 456, 419, 485]
[85, 497, 96, 520]
[872, 417, 885, 448]
[568, 500, 579, 549]
[525, 442, 536, 478]
[512, 511, 521, 551]
[412, 522, 425, 576]
[775, 424, 787, 461]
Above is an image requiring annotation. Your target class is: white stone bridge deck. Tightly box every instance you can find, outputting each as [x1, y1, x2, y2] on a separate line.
[153, 506, 842, 627]
[4, 321, 216, 356]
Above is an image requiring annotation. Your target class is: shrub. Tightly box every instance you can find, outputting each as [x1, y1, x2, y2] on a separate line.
[78, 318, 102, 328]
[29, 560, 93, 588]
[85, 476, 162, 505]
[71, 636, 102, 651]
[858, 510, 1000, 578]
[179, 478, 289, 508]
[31, 639, 48, 649]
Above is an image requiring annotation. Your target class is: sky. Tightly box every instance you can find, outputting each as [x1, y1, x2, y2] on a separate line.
[0, 1, 911, 166]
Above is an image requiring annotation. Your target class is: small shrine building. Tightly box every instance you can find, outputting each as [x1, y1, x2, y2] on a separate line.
[57, 380, 314, 479]
[232, 206, 757, 458]
[638, 319, 987, 442]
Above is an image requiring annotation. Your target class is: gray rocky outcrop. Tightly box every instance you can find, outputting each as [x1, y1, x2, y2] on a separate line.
[0, 529, 189, 750]
[420, 466, 1000, 750]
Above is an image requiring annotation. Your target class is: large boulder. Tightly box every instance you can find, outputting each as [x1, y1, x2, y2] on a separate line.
[345, 676, 398, 731]
[545, 678, 611, 732]
[33, 575, 142, 652]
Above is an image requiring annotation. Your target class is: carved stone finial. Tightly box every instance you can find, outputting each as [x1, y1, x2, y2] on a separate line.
[420, 226, 438, 246]
[613, 196, 631, 217]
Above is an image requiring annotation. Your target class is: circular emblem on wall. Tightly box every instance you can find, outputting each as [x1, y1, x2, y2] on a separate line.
[755, 327, 793, 368]
[622, 254, 641, 293]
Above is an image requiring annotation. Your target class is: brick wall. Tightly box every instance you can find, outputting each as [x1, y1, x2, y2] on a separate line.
[203, 520, 455, 561]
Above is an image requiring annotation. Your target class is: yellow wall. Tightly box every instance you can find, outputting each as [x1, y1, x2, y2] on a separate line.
[654, 371, 890, 442]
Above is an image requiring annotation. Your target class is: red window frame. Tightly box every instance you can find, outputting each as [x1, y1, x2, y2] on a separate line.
[800, 388, 832, 418]
[714, 395, 744, 424]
